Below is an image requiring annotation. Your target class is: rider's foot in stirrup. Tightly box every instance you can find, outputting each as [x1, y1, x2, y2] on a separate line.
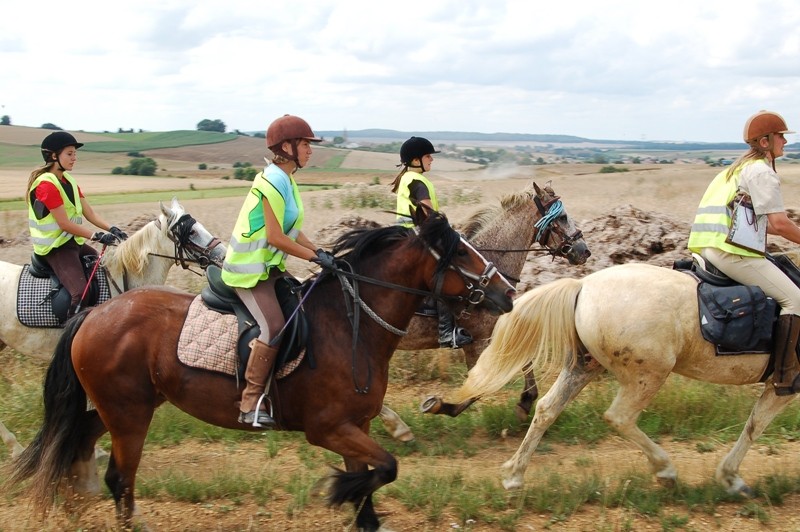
[238, 410, 276, 428]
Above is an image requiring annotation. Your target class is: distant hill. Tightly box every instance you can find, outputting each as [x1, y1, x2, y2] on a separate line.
[314, 128, 756, 151]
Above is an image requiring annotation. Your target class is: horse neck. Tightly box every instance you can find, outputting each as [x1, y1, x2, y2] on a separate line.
[101, 219, 176, 294]
[470, 201, 538, 284]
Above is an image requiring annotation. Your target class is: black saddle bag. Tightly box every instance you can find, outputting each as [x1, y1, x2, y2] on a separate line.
[697, 282, 776, 353]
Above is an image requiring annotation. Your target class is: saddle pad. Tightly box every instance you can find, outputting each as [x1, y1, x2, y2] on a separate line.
[177, 296, 304, 379]
[16, 264, 111, 328]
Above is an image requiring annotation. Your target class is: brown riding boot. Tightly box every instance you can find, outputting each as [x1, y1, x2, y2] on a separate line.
[239, 338, 279, 427]
[773, 314, 800, 396]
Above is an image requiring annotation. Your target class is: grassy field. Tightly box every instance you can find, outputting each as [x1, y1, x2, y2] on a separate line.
[4, 127, 800, 530]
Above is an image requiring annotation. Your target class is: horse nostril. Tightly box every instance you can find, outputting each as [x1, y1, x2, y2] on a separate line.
[506, 289, 516, 298]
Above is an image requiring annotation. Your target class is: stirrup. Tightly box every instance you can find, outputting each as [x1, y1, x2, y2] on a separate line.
[238, 394, 276, 428]
[774, 375, 800, 396]
[439, 327, 473, 349]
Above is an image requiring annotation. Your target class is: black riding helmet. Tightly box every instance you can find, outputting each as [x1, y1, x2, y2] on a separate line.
[41, 131, 84, 163]
[399, 136, 440, 166]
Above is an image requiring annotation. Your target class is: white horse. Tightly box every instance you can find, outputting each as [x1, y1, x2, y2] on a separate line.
[0, 197, 226, 456]
[441, 261, 798, 496]
[378, 181, 591, 442]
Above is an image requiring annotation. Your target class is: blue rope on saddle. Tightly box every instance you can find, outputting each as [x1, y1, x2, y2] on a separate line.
[534, 200, 563, 243]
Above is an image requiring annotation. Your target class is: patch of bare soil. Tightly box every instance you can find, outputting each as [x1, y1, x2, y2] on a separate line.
[4, 156, 800, 530]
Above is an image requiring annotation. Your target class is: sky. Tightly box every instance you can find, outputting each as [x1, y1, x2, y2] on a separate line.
[2, 0, 800, 143]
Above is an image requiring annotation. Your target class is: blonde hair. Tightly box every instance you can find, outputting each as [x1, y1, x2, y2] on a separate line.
[25, 162, 56, 205]
[724, 144, 771, 181]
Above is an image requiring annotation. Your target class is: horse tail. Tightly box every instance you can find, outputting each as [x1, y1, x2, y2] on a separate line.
[453, 277, 583, 403]
[7, 311, 89, 514]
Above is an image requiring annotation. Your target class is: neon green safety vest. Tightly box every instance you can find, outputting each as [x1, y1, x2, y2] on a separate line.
[27, 172, 85, 256]
[395, 171, 439, 227]
[687, 159, 764, 258]
[221, 166, 304, 288]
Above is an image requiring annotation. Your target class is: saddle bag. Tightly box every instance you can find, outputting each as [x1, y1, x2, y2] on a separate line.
[697, 282, 776, 353]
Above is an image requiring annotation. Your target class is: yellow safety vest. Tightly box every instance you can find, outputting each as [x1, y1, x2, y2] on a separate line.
[27, 172, 85, 256]
[395, 171, 439, 227]
[688, 160, 763, 258]
[221, 166, 304, 288]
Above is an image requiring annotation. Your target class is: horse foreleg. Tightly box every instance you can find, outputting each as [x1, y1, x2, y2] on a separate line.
[515, 364, 539, 422]
[0, 420, 24, 458]
[716, 385, 795, 497]
[311, 424, 397, 532]
[378, 405, 415, 442]
[503, 364, 601, 490]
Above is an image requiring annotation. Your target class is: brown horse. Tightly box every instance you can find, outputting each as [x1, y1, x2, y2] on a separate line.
[379, 181, 590, 440]
[8, 207, 514, 531]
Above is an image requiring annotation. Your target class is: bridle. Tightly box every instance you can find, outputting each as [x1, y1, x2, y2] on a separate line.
[533, 194, 584, 261]
[309, 228, 506, 394]
[152, 213, 224, 272]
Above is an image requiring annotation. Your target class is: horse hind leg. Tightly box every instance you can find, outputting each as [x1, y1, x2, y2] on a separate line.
[503, 363, 602, 490]
[603, 377, 677, 486]
[0, 420, 24, 458]
[716, 386, 795, 497]
[378, 405, 415, 442]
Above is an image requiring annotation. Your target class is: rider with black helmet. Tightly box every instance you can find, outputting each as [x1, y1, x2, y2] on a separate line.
[222, 114, 334, 428]
[26, 131, 128, 317]
[390, 136, 473, 349]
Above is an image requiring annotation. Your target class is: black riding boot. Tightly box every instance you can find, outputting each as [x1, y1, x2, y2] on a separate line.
[437, 302, 473, 349]
[774, 314, 800, 396]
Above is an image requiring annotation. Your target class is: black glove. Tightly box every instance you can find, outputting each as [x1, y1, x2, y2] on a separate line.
[109, 226, 128, 241]
[311, 248, 336, 269]
[92, 231, 119, 245]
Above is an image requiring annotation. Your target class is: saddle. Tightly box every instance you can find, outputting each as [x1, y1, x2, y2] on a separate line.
[672, 254, 800, 358]
[199, 265, 311, 382]
[18, 253, 108, 326]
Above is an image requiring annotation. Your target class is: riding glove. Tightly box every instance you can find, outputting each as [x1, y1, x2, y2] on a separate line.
[109, 226, 129, 241]
[311, 248, 336, 269]
[92, 231, 119, 245]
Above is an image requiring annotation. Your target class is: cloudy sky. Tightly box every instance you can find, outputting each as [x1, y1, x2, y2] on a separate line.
[2, 0, 799, 143]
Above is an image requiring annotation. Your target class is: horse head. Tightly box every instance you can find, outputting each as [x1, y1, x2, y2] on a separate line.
[531, 181, 590, 265]
[411, 204, 515, 315]
[159, 197, 227, 268]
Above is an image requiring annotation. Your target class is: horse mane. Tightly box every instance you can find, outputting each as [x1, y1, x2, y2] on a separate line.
[330, 211, 460, 274]
[460, 190, 533, 239]
[102, 218, 161, 278]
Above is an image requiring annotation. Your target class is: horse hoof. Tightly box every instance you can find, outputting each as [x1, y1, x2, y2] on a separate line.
[656, 476, 677, 489]
[420, 396, 442, 414]
[502, 476, 524, 490]
[394, 430, 415, 443]
[514, 404, 529, 423]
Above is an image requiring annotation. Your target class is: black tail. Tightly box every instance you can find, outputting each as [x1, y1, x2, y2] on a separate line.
[7, 311, 90, 513]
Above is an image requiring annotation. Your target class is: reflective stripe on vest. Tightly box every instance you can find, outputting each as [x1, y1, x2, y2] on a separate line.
[395, 171, 439, 227]
[27, 172, 85, 255]
[687, 160, 762, 258]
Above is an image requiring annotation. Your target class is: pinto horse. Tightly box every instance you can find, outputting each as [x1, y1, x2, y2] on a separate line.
[0, 197, 226, 456]
[8, 207, 514, 531]
[379, 181, 590, 441]
[430, 262, 799, 496]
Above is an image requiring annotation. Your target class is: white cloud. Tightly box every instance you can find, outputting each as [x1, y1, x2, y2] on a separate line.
[1, 0, 799, 142]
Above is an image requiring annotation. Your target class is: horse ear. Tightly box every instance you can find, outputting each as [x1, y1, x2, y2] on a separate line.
[533, 182, 542, 195]
[410, 202, 429, 226]
[171, 196, 180, 211]
[160, 201, 170, 217]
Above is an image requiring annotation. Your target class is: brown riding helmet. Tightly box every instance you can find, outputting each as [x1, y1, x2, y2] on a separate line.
[266, 115, 322, 149]
[743, 110, 794, 144]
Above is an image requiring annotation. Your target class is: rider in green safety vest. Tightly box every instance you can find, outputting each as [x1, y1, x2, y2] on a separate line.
[689, 110, 800, 395]
[26, 131, 127, 317]
[389, 136, 473, 349]
[221, 114, 335, 428]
